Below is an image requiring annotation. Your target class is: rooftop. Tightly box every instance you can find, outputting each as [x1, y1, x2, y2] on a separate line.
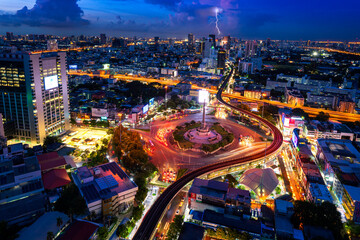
[36, 152, 67, 172]
[74, 162, 137, 203]
[202, 209, 262, 234]
[59, 220, 99, 240]
[42, 169, 71, 190]
[189, 178, 229, 201]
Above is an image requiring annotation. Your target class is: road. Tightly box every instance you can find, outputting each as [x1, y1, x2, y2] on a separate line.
[68, 70, 360, 122]
[132, 66, 284, 240]
[136, 110, 264, 172]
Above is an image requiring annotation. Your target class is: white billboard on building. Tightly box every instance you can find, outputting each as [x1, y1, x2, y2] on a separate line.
[44, 75, 59, 90]
[91, 108, 109, 118]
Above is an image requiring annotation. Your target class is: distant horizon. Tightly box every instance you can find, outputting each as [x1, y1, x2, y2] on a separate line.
[0, 0, 359, 41]
[2, 32, 359, 43]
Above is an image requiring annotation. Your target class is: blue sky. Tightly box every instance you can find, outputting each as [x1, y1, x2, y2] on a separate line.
[0, 0, 359, 40]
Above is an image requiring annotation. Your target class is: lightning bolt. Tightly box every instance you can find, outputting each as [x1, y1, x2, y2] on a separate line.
[215, 8, 221, 36]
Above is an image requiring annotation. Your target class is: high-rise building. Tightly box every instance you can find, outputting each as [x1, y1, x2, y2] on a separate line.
[0, 143, 45, 225]
[217, 49, 226, 70]
[100, 33, 106, 44]
[209, 34, 216, 47]
[6, 32, 14, 41]
[203, 38, 213, 58]
[0, 51, 70, 144]
[223, 36, 231, 50]
[112, 38, 126, 48]
[188, 33, 194, 45]
[245, 40, 257, 58]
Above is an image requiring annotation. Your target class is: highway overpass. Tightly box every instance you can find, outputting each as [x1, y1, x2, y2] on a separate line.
[132, 67, 283, 240]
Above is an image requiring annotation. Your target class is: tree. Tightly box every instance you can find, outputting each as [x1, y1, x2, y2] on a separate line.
[166, 215, 184, 240]
[47, 231, 54, 240]
[291, 200, 348, 240]
[224, 174, 238, 188]
[54, 183, 87, 218]
[97, 226, 108, 240]
[292, 108, 310, 121]
[316, 111, 330, 122]
[43, 135, 62, 149]
[56, 217, 63, 230]
[132, 204, 144, 222]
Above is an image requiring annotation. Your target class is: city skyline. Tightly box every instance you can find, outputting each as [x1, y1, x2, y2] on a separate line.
[0, 0, 359, 40]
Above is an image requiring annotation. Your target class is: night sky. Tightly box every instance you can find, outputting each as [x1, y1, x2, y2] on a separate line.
[0, 0, 359, 40]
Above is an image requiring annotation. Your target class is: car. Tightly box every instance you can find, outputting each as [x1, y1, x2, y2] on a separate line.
[175, 209, 180, 215]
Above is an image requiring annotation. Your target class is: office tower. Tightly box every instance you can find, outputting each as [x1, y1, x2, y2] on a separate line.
[0, 51, 70, 144]
[217, 49, 226, 70]
[245, 40, 257, 58]
[154, 36, 159, 44]
[209, 34, 216, 47]
[6, 32, 14, 41]
[203, 38, 213, 58]
[188, 33, 194, 45]
[0, 143, 45, 225]
[47, 39, 58, 51]
[112, 38, 126, 48]
[223, 35, 231, 50]
[266, 38, 271, 48]
[100, 33, 106, 44]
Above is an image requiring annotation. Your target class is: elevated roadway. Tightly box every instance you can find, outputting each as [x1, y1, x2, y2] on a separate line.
[68, 70, 360, 122]
[133, 67, 283, 240]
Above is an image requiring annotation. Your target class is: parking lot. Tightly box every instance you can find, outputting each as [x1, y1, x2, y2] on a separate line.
[62, 127, 109, 151]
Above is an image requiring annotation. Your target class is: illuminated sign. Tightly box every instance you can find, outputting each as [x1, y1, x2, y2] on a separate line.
[44, 75, 59, 90]
[142, 104, 149, 114]
[292, 128, 299, 148]
[284, 118, 290, 128]
[149, 98, 155, 106]
[198, 89, 209, 104]
[69, 65, 77, 69]
[103, 64, 110, 70]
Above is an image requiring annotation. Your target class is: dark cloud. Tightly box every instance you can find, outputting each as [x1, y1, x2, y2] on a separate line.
[0, 0, 89, 27]
[108, 16, 150, 32]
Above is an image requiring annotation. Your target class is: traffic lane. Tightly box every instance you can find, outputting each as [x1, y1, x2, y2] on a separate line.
[157, 191, 184, 234]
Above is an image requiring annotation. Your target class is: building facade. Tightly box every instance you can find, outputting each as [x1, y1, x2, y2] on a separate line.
[0, 51, 70, 144]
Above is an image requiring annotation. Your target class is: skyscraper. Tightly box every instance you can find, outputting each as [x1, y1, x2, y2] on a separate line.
[100, 33, 107, 44]
[188, 33, 194, 45]
[209, 34, 216, 47]
[217, 49, 226, 71]
[245, 40, 257, 58]
[203, 38, 213, 58]
[0, 51, 70, 144]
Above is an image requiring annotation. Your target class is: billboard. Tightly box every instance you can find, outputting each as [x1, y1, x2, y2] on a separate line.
[149, 98, 155, 106]
[198, 89, 209, 104]
[142, 104, 149, 114]
[69, 65, 77, 70]
[103, 64, 110, 70]
[44, 75, 59, 90]
[292, 128, 299, 148]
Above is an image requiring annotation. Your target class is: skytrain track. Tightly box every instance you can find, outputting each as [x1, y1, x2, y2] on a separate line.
[133, 66, 283, 240]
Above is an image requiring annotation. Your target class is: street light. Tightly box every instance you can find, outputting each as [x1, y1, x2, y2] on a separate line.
[118, 113, 123, 159]
[165, 86, 168, 109]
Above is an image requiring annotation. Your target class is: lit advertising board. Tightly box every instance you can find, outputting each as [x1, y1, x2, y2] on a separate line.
[284, 118, 290, 128]
[103, 64, 110, 70]
[44, 75, 59, 90]
[198, 89, 209, 104]
[292, 128, 299, 148]
[149, 98, 155, 106]
[143, 104, 149, 114]
[69, 65, 77, 69]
